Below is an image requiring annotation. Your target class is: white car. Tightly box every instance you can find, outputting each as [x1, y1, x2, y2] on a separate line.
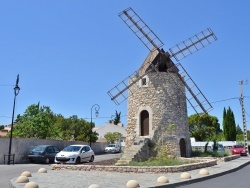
[105, 144, 121, 153]
[55, 145, 95, 164]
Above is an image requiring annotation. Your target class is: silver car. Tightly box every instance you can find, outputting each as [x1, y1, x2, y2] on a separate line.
[55, 145, 95, 164]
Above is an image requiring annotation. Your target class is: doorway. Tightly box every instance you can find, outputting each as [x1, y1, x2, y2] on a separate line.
[179, 138, 186, 157]
[140, 110, 149, 136]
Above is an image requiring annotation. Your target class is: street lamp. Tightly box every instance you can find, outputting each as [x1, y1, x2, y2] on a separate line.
[89, 104, 100, 147]
[8, 74, 20, 165]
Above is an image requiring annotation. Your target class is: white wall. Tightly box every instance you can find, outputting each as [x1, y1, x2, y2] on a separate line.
[94, 123, 127, 138]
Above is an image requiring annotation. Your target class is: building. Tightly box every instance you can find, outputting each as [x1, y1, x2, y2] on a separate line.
[0, 125, 11, 137]
[93, 122, 127, 145]
[190, 137, 237, 152]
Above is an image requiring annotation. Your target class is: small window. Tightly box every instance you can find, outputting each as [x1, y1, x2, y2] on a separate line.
[47, 147, 53, 153]
[83, 146, 90, 152]
[141, 78, 147, 86]
[53, 147, 59, 153]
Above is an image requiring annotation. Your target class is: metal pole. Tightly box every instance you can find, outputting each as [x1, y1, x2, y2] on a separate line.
[8, 74, 20, 165]
[239, 80, 248, 155]
[89, 104, 100, 147]
[90, 108, 93, 147]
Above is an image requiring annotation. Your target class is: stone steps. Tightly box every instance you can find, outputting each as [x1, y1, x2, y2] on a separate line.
[115, 159, 132, 165]
[115, 138, 146, 165]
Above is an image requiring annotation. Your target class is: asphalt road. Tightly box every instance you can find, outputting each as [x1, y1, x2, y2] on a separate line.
[0, 153, 121, 188]
[178, 163, 250, 188]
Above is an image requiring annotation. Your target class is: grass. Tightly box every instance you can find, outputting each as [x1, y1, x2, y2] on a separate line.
[127, 158, 196, 166]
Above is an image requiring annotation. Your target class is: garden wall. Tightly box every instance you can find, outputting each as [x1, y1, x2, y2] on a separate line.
[0, 138, 107, 164]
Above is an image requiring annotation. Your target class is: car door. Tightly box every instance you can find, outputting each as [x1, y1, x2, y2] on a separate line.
[80, 146, 91, 161]
[46, 146, 54, 161]
[79, 146, 85, 162]
[52, 146, 60, 160]
[85, 146, 92, 160]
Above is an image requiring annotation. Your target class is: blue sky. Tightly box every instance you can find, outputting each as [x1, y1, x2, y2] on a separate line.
[0, 1, 249, 130]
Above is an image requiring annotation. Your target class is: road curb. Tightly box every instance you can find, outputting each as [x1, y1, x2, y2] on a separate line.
[151, 160, 250, 188]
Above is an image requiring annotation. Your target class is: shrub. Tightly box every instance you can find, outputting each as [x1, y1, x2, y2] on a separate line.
[191, 150, 229, 158]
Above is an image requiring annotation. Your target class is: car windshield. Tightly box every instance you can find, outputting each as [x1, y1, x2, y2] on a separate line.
[108, 144, 116, 147]
[234, 145, 244, 148]
[62, 146, 81, 152]
[33, 146, 46, 152]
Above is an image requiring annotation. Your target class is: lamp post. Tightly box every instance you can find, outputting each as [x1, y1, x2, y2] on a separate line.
[8, 74, 20, 165]
[89, 104, 100, 147]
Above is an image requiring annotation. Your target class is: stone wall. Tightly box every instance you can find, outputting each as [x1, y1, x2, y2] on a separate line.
[126, 72, 191, 158]
[51, 155, 240, 173]
[0, 138, 107, 164]
[51, 158, 218, 173]
[133, 139, 157, 162]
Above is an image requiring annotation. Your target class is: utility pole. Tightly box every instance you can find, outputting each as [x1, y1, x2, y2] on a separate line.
[239, 80, 248, 155]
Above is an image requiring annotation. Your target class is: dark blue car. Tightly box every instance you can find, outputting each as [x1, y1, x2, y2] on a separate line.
[28, 145, 60, 164]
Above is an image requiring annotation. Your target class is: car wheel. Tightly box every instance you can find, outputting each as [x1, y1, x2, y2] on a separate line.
[89, 155, 94, 162]
[75, 157, 81, 165]
[44, 157, 50, 164]
[29, 159, 34, 163]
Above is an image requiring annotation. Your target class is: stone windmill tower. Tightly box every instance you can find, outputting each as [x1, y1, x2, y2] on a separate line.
[108, 7, 217, 164]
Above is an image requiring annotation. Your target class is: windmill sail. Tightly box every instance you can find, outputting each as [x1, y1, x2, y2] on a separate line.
[169, 28, 217, 61]
[108, 7, 217, 114]
[119, 7, 164, 51]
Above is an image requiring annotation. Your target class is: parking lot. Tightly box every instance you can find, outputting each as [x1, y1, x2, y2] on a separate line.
[0, 153, 121, 188]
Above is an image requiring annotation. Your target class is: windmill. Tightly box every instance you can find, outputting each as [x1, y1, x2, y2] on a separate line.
[108, 7, 217, 114]
[108, 7, 217, 162]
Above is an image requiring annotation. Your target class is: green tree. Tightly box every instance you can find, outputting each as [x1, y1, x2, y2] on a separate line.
[0, 125, 4, 130]
[10, 103, 99, 143]
[70, 115, 98, 142]
[222, 107, 227, 138]
[54, 115, 98, 143]
[236, 131, 250, 142]
[223, 107, 236, 141]
[53, 114, 69, 140]
[104, 132, 122, 143]
[189, 113, 221, 141]
[236, 134, 244, 141]
[11, 104, 58, 139]
[113, 111, 121, 125]
[236, 124, 243, 135]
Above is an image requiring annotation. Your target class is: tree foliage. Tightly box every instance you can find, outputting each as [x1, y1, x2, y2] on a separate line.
[113, 111, 121, 125]
[236, 124, 243, 135]
[223, 107, 236, 141]
[109, 110, 121, 125]
[189, 113, 221, 141]
[12, 104, 57, 139]
[104, 132, 122, 143]
[236, 131, 250, 142]
[11, 103, 98, 143]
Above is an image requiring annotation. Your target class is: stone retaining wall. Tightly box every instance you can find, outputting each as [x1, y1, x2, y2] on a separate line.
[51, 159, 217, 173]
[51, 155, 240, 174]
[221, 154, 240, 161]
[189, 154, 240, 162]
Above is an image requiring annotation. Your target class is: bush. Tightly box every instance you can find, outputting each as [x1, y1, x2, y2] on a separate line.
[191, 150, 229, 158]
